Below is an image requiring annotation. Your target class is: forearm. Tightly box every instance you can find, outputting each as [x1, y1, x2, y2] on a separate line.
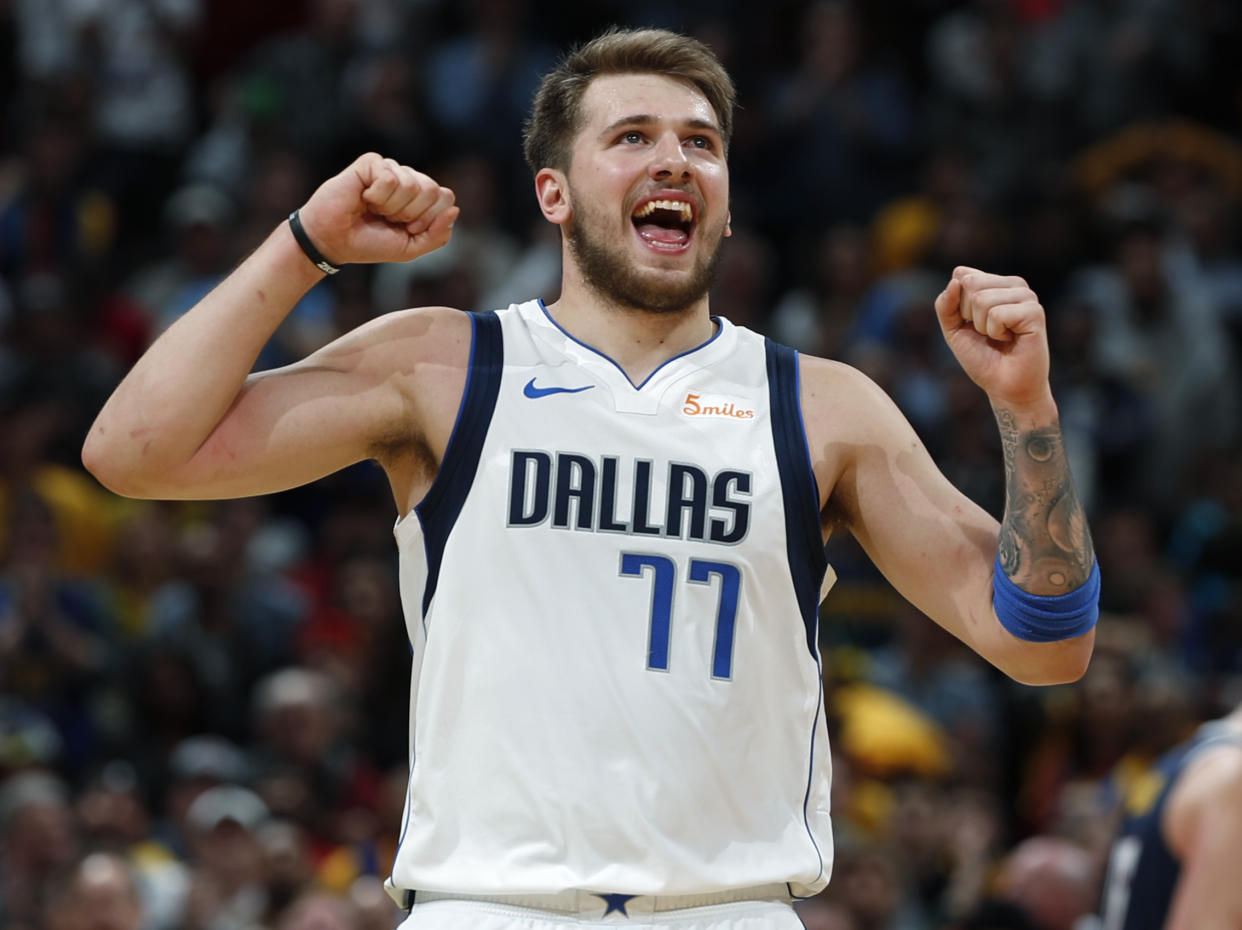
[993, 392, 1095, 594]
[83, 222, 324, 493]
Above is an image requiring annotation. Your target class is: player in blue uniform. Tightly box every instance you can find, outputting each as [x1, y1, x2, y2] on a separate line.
[83, 28, 1099, 930]
[1100, 701, 1242, 930]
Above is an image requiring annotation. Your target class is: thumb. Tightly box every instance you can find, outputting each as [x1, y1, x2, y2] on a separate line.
[935, 278, 964, 330]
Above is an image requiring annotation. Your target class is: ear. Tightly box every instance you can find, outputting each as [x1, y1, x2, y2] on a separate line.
[535, 168, 571, 225]
[724, 209, 732, 238]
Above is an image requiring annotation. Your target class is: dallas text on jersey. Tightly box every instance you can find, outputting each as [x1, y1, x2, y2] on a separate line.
[507, 450, 753, 545]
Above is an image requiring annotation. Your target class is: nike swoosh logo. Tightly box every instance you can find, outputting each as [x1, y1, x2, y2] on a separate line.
[523, 377, 595, 399]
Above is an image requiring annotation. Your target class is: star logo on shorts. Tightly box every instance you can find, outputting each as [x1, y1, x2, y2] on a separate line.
[595, 893, 637, 917]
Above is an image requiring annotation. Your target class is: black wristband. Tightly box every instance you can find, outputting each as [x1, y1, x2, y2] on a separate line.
[288, 209, 340, 275]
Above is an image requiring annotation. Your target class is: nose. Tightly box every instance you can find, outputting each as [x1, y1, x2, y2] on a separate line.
[648, 131, 691, 182]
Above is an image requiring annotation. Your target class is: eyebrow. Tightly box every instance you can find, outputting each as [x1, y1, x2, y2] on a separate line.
[600, 114, 723, 137]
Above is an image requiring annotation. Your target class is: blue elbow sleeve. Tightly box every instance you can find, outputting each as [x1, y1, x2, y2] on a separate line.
[992, 555, 1101, 643]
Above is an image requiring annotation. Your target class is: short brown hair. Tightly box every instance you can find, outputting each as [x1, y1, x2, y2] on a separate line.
[522, 27, 736, 176]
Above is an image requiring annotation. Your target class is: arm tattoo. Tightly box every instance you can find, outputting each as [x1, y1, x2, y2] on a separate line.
[995, 408, 1095, 591]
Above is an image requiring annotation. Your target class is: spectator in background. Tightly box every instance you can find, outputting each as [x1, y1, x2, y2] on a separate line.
[295, 554, 410, 771]
[922, 1, 1062, 203]
[0, 491, 109, 775]
[45, 850, 145, 930]
[227, 0, 359, 165]
[75, 760, 191, 930]
[769, 223, 871, 359]
[1164, 182, 1242, 328]
[866, 601, 1004, 788]
[422, 0, 556, 221]
[992, 836, 1098, 930]
[8, 272, 122, 457]
[124, 184, 239, 338]
[146, 498, 308, 717]
[254, 818, 317, 925]
[277, 890, 362, 930]
[157, 735, 252, 861]
[1072, 220, 1238, 504]
[765, 0, 912, 227]
[0, 115, 116, 278]
[248, 667, 378, 848]
[181, 784, 271, 930]
[0, 770, 81, 929]
[1166, 451, 1242, 676]
[0, 381, 121, 578]
[67, 0, 202, 254]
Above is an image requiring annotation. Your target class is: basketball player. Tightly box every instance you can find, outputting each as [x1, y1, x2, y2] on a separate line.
[1100, 700, 1242, 930]
[82, 28, 1099, 930]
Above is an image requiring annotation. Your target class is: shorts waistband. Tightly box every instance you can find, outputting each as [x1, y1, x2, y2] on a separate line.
[406, 884, 791, 915]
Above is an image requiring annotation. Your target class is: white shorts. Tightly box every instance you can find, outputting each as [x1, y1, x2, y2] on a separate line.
[396, 889, 804, 930]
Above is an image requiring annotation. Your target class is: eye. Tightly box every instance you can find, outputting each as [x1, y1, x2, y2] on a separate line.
[620, 130, 644, 144]
[687, 135, 716, 152]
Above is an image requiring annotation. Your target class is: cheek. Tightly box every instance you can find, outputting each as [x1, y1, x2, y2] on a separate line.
[703, 164, 729, 201]
[569, 168, 628, 212]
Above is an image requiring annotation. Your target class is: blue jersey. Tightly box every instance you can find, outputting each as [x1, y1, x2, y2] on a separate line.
[385, 300, 836, 899]
[1100, 722, 1242, 930]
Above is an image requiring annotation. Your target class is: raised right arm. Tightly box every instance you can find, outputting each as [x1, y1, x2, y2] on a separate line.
[82, 154, 460, 501]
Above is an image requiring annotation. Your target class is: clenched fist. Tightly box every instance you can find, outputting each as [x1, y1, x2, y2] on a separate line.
[296, 153, 460, 267]
[934, 266, 1053, 410]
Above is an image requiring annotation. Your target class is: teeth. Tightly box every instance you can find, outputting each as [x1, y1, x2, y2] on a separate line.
[633, 199, 694, 223]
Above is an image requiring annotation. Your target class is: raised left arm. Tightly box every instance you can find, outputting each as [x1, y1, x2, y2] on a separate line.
[939, 267, 1095, 594]
[805, 268, 1096, 685]
[937, 267, 1097, 675]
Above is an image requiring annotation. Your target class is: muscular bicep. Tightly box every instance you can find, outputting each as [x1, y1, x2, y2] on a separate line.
[814, 365, 1000, 644]
[803, 357, 1092, 682]
[166, 361, 407, 499]
[131, 307, 469, 501]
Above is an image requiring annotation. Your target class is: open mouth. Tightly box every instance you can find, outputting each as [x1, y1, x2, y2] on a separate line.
[632, 198, 695, 250]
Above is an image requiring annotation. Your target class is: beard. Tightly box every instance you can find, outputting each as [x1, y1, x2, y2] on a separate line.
[565, 194, 727, 314]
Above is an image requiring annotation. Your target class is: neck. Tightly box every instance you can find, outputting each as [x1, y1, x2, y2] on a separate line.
[547, 267, 715, 385]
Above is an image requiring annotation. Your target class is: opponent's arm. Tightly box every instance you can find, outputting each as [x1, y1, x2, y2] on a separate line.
[1162, 745, 1242, 930]
[810, 268, 1095, 685]
[82, 153, 460, 501]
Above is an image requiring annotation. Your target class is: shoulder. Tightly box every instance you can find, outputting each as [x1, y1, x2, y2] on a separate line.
[328, 305, 474, 372]
[296, 305, 476, 403]
[795, 354, 922, 515]
[797, 353, 914, 445]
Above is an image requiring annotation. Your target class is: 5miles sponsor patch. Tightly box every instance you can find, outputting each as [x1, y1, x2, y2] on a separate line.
[681, 392, 756, 419]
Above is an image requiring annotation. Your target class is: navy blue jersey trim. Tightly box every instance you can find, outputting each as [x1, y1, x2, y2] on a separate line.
[537, 299, 723, 390]
[415, 310, 504, 617]
[765, 340, 828, 658]
[797, 660, 829, 893]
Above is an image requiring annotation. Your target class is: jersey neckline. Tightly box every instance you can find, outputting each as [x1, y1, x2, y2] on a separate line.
[532, 298, 731, 392]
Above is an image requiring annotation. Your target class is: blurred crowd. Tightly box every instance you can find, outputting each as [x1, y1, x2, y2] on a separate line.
[1, 0, 1241, 929]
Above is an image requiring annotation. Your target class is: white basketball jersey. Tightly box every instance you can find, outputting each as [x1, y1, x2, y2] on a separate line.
[388, 300, 834, 897]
